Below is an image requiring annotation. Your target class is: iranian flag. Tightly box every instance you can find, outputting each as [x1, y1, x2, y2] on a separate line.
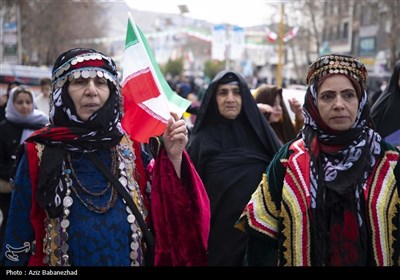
[121, 14, 190, 143]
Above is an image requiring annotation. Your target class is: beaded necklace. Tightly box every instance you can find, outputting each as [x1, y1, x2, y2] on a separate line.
[67, 151, 114, 196]
[66, 149, 118, 214]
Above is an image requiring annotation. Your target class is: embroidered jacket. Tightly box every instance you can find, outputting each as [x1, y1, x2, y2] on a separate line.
[238, 139, 400, 266]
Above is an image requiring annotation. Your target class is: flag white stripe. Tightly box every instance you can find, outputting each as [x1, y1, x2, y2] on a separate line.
[121, 43, 150, 84]
[142, 96, 171, 122]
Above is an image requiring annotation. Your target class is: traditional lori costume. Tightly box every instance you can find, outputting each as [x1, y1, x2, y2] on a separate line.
[238, 54, 400, 266]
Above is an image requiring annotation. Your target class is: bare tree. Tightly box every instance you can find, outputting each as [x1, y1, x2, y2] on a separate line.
[304, 1, 323, 55]
[2, 0, 111, 66]
[386, 0, 400, 68]
[284, 1, 325, 83]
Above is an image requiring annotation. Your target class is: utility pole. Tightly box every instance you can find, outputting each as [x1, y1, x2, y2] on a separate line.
[178, 5, 189, 59]
[225, 24, 231, 70]
[16, 1, 22, 64]
[276, 3, 285, 88]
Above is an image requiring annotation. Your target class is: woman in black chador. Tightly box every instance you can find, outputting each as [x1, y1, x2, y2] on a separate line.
[188, 71, 281, 266]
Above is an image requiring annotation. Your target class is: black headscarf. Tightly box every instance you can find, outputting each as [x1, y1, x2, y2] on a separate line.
[371, 60, 400, 144]
[24, 48, 124, 217]
[190, 71, 281, 158]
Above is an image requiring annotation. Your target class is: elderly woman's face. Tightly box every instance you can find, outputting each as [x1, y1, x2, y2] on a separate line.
[68, 77, 110, 121]
[317, 75, 359, 131]
[215, 84, 242, 120]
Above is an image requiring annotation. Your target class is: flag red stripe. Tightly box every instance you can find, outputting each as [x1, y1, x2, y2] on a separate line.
[122, 102, 166, 143]
[122, 69, 167, 142]
[122, 68, 160, 104]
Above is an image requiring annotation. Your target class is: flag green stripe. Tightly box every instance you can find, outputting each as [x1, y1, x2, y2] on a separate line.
[125, 20, 138, 49]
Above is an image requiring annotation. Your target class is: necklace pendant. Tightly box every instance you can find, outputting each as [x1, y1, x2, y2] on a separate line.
[63, 196, 73, 208]
[118, 145, 135, 162]
[119, 176, 128, 187]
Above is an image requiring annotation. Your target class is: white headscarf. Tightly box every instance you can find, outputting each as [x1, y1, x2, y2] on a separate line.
[5, 86, 49, 143]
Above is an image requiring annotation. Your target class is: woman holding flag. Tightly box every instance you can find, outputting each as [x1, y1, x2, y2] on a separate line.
[0, 48, 210, 266]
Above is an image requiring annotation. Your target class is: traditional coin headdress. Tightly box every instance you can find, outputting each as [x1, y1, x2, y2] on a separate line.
[307, 54, 367, 89]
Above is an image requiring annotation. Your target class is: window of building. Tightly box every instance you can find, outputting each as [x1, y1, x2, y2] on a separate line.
[379, 11, 386, 27]
[329, 27, 334, 41]
[359, 37, 375, 55]
[361, 5, 371, 26]
[336, 25, 340, 40]
[342, 22, 349, 39]
[333, 3, 338, 15]
[370, 3, 379, 23]
[353, 2, 360, 18]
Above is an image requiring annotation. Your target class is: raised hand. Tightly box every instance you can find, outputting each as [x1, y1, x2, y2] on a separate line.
[162, 112, 188, 177]
[288, 98, 303, 120]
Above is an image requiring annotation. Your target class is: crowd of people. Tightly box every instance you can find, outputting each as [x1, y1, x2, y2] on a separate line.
[0, 47, 399, 267]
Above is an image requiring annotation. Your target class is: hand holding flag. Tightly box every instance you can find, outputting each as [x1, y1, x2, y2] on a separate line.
[121, 13, 191, 143]
[163, 112, 188, 156]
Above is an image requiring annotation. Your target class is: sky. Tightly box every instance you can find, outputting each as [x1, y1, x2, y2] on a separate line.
[124, 0, 279, 27]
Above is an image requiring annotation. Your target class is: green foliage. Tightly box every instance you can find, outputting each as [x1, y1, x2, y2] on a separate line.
[203, 60, 225, 80]
[162, 58, 184, 77]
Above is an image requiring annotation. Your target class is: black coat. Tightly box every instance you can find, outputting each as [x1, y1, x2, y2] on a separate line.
[0, 120, 25, 181]
[0, 120, 26, 250]
[371, 60, 400, 143]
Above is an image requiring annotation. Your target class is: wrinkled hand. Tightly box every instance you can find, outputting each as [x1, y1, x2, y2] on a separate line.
[162, 112, 188, 161]
[288, 98, 303, 120]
